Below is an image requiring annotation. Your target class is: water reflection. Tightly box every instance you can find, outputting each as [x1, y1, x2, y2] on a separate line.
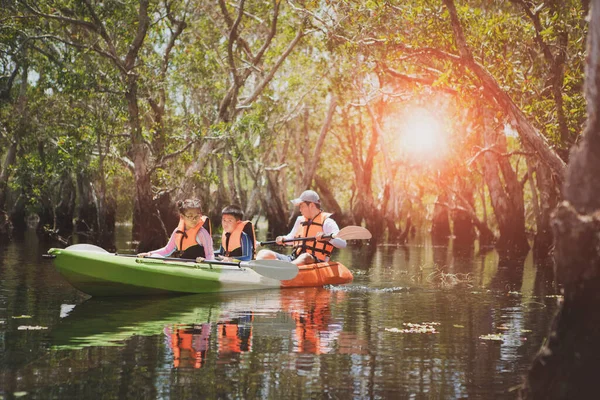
[52, 288, 351, 359]
[0, 229, 563, 399]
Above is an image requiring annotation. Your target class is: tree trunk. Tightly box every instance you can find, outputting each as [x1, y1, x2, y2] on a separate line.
[452, 177, 477, 248]
[154, 191, 178, 242]
[55, 173, 75, 236]
[431, 192, 451, 241]
[226, 152, 240, 206]
[127, 82, 164, 252]
[9, 195, 27, 234]
[521, 1, 600, 397]
[301, 96, 337, 190]
[76, 171, 98, 234]
[482, 113, 529, 255]
[1, 60, 28, 235]
[36, 141, 54, 233]
[262, 170, 288, 238]
[0, 141, 17, 215]
[532, 161, 559, 264]
[95, 133, 115, 249]
[346, 108, 386, 243]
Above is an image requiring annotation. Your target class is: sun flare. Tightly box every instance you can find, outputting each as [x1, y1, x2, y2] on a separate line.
[396, 107, 448, 160]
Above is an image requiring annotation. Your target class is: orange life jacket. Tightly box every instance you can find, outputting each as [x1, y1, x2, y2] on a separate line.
[173, 216, 211, 258]
[221, 221, 256, 258]
[292, 211, 334, 262]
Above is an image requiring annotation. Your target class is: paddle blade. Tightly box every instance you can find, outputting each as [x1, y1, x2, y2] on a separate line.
[65, 244, 110, 253]
[334, 226, 372, 240]
[240, 259, 299, 280]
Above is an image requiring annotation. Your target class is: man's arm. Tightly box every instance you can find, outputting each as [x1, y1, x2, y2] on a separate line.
[322, 218, 347, 248]
[279, 217, 301, 245]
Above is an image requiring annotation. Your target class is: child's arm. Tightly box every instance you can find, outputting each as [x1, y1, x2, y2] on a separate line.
[196, 227, 215, 260]
[144, 229, 178, 257]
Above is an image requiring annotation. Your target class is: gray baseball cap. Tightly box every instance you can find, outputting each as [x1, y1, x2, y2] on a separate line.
[291, 190, 320, 205]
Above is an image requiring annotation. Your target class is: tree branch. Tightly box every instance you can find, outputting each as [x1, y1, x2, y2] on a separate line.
[124, 0, 150, 71]
[239, 27, 304, 107]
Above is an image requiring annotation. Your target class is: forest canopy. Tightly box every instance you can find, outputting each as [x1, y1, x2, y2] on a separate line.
[0, 0, 587, 253]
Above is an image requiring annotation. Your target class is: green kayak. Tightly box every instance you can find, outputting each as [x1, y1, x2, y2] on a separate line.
[47, 245, 296, 297]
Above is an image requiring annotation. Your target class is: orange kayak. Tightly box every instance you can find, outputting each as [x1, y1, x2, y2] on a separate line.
[281, 261, 353, 288]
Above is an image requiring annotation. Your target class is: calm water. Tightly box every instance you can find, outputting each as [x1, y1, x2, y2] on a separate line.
[0, 228, 558, 399]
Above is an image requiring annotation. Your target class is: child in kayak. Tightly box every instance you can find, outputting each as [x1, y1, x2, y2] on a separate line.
[215, 205, 256, 261]
[138, 198, 214, 260]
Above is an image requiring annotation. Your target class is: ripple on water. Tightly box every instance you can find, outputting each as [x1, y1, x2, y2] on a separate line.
[326, 285, 412, 293]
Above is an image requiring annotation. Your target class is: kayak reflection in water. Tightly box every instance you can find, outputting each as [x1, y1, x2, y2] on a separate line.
[166, 323, 212, 369]
[165, 314, 254, 368]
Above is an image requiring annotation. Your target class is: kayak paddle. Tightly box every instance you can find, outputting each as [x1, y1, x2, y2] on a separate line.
[259, 225, 372, 246]
[48, 244, 299, 281]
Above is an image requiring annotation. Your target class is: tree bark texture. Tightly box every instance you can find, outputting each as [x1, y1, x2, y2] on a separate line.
[521, 1, 600, 398]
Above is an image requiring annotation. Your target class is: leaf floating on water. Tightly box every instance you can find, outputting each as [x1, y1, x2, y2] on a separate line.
[479, 333, 504, 342]
[386, 322, 440, 334]
[497, 324, 511, 331]
[453, 324, 465, 328]
[13, 392, 28, 398]
[12, 315, 32, 319]
[520, 329, 532, 333]
[17, 326, 48, 330]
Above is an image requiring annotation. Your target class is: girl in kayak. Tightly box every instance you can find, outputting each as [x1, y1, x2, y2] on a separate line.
[138, 198, 215, 260]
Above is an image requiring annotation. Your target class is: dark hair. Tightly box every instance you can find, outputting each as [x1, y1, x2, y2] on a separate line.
[177, 198, 202, 213]
[221, 204, 243, 220]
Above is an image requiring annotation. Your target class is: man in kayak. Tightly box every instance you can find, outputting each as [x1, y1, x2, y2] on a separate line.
[256, 190, 346, 265]
[215, 204, 256, 261]
[138, 198, 214, 260]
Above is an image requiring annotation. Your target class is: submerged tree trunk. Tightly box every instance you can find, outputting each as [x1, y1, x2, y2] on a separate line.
[532, 161, 559, 264]
[521, 1, 600, 397]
